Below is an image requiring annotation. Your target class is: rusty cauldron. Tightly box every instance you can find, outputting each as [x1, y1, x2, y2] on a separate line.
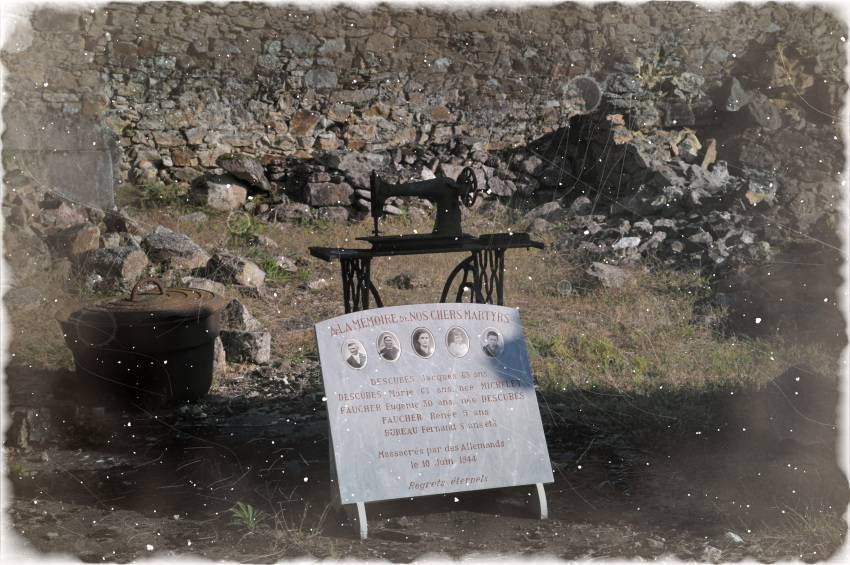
[56, 278, 227, 403]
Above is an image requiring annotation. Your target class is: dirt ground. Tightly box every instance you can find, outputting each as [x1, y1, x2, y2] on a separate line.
[3, 360, 848, 563]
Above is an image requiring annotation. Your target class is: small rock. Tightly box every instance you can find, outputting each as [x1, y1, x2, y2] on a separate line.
[207, 250, 266, 286]
[190, 174, 249, 211]
[180, 277, 227, 296]
[75, 246, 149, 287]
[4, 226, 51, 280]
[216, 153, 271, 191]
[703, 545, 722, 564]
[3, 286, 47, 311]
[612, 237, 641, 250]
[178, 211, 208, 223]
[219, 330, 271, 364]
[143, 230, 211, 270]
[389, 272, 432, 289]
[249, 233, 279, 249]
[299, 278, 329, 290]
[46, 222, 101, 257]
[221, 299, 263, 331]
[524, 201, 566, 223]
[586, 262, 632, 288]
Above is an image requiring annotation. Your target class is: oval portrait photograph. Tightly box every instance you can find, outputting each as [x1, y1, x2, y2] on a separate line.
[342, 339, 367, 369]
[446, 326, 470, 357]
[411, 327, 435, 359]
[377, 331, 401, 361]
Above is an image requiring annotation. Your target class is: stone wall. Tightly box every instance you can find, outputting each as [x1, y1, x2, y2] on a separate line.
[2, 2, 846, 191]
[2, 2, 847, 345]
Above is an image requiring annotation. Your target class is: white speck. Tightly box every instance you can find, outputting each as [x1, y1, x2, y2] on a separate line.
[303, 477, 308, 482]
[755, 318, 761, 324]
[147, 545, 154, 550]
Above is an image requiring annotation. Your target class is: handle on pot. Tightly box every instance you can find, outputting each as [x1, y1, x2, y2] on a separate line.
[130, 278, 166, 301]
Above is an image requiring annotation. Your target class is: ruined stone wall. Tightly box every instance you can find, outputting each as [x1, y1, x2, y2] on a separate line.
[2, 2, 846, 188]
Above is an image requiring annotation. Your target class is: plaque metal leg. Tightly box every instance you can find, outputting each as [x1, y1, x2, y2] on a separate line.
[527, 483, 549, 520]
[340, 257, 383, 313]
[329, 428, 369, 538]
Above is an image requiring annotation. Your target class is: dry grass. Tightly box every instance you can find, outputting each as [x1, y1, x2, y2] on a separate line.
[5, 188, 842, 422]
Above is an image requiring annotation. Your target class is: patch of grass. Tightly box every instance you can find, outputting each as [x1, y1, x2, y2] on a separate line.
[228, 502, 270, 533]
[6, 462, 26, 479]
[758, 504, 848, 562]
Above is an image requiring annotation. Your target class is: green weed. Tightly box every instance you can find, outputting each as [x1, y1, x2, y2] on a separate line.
[7, 462, 26, 479]
[228, 502, 270, 533]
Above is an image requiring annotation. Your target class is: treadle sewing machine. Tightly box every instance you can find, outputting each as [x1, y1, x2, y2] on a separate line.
[309, 167, 544, 313]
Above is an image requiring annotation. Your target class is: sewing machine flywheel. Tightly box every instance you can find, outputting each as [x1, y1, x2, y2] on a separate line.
[458, 167, 480, 208]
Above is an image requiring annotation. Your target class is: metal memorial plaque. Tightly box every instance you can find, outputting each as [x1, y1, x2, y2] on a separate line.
[315, 303, 554, 505]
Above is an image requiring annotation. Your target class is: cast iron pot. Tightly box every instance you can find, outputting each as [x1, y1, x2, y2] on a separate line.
[56, 278, 227, 403]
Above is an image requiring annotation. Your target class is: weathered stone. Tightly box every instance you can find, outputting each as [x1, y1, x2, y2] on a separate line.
[221, 299, 262, 331]
[46, 222, 100, 257]
[524, 201, 566, 223]
[180, 276, 226, 296]
[298, 278, 329, 290]
[289, 109, 323, 137]
[718, 77, 747, 112]
[699, 138, 717, 169]
[686, 161, 730, 195]
[315, 150, 390, 174]
[216, 153, 272, 191]
[3, 286, 48, 311]
[207, 249, 266, 286]
[189, 174, 249, 211]
[268, 203, 313, 223]
[569, 196, 594, 216]
[612, 237, 641, 250]
[317, 206, 351, 222]
[4, 227, 51, 280]
[637, 231, 667, 253]
[178, 211, 208, 224]
[75, 245, 148, 285]
[142, 228, 210, 270]
[389, 272, 432, 289]
[213, 336, 226, 377]
[7, 409, 51, 448]
[486, 176, 516, 197]
[743, 101, 782, 130]
[586, 262, 632, 288]
[742, 176, 778, 205]
[219, 329, 271, 364]
[249, 233, 279, 249]
[303, 68, 338, 89]
[306, 182, 354, 207]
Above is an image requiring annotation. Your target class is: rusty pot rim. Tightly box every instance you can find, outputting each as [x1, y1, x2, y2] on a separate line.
[56, 278, 227, 325]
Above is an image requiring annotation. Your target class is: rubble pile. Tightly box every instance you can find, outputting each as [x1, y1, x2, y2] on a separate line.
[2, 2, 846, 344]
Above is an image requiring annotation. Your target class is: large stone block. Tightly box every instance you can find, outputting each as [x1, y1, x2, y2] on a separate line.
[142, 228, 210, 270]
[207, 249, 266, 286]
[306, 182, 354, 207]
[189, 174, 249, 211]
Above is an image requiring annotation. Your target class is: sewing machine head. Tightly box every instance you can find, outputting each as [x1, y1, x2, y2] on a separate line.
[369, 167, 480, 238]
